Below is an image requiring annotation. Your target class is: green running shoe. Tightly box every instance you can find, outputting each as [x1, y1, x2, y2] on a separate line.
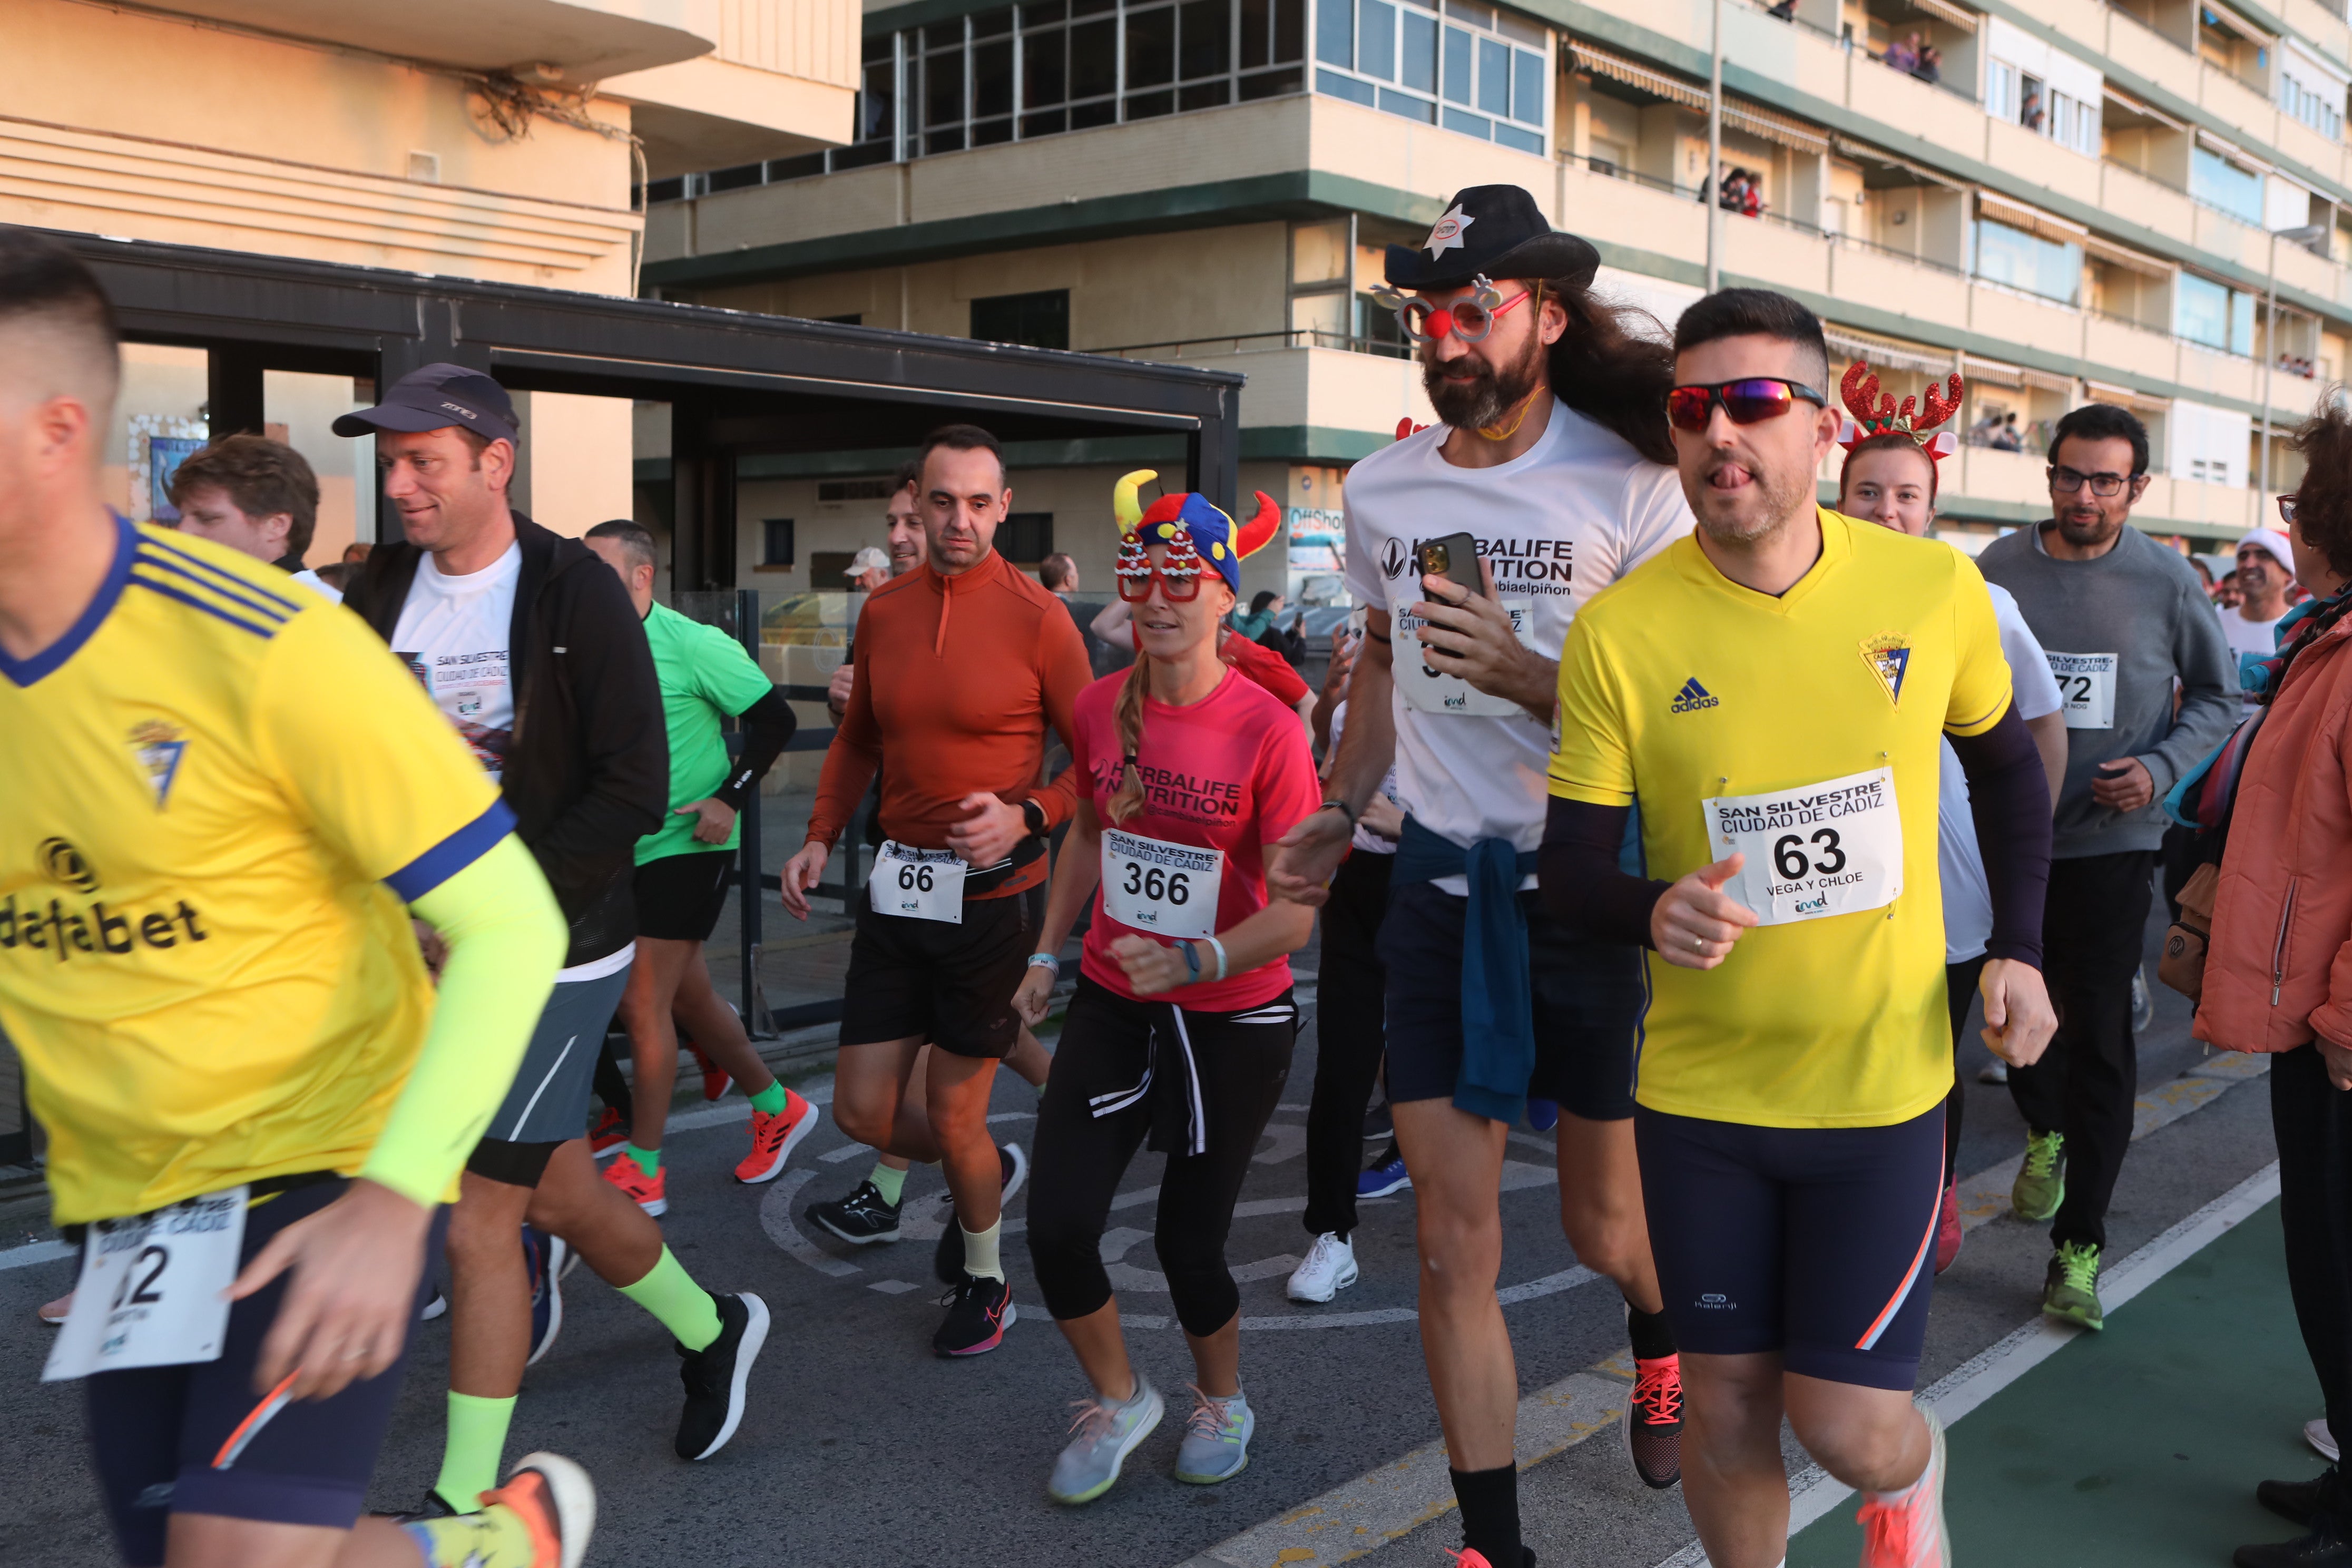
[2043, 1241, 2104, 1330]
[2013, 1129, 2066, 1222]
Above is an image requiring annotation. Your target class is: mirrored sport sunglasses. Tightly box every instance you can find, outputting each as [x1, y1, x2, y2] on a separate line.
[1664, 378, 1827, 433]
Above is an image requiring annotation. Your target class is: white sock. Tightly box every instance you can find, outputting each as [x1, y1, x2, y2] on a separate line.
[961, 1219, 1004, 1281]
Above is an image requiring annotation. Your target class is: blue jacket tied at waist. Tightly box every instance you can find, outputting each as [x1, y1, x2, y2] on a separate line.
[1393, 816, 1538, 1124]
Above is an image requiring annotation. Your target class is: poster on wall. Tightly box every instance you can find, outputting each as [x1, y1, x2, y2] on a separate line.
[1287, 506, 1345, 574]
[126, 414, 208, 523]
[147, 437, 207, 523]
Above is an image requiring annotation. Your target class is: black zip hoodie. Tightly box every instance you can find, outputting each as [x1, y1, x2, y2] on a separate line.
[347, 513, 667, 967]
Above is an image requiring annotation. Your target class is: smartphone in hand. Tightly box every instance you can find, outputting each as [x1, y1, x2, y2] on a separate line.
[1415, 532, 1484, 602]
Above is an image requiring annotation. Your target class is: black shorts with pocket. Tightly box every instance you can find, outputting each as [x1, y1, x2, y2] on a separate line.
[838, 887, 1033, 1059]
[1378, 879, 1647, 1121]
[633, 850, 735, 943]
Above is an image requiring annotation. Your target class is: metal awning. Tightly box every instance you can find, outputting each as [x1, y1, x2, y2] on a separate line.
[1832, 134, 1968, 191]
[2081, 232, 2175, 277]
[1978, 190, 2089, 244]
[1904, 0, 1980, 33]
[2104, 85, 2188, 133]
[1570, 41, 1829, 154]
[1825, 328, 1956, 376]
[2085, 379, 2172, 412]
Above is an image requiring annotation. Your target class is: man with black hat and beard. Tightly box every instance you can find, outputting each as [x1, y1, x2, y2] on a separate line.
[1269, 186, 1697, 1567]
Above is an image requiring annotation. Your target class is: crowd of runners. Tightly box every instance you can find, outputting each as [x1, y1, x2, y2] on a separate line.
[3, 172, 2350, 1568]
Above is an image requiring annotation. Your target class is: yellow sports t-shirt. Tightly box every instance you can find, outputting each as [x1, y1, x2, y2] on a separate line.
[0, 519, 508, 1224]
[1549, 508, 2011, 1129]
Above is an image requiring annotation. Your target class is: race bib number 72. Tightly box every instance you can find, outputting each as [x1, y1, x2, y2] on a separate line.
[1701, 767, 1903, 927]
[2044, 651, 2118, 730]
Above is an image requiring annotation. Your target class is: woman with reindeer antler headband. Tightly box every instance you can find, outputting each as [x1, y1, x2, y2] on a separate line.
[1013, 471, 1324, 1507]
[1836, 359, 2071, 1276]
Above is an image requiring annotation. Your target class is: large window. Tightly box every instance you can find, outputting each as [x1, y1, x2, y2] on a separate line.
[1985, 60, 2098, 156]
[1975, 219, 2082, 306]
[1316, 0, 1547, 152]
[2191, 144, 2265, 226]
[2278, 57, 2346, 141]
[972, 289, 1071, 349]
[2175, 270, 2257, 355]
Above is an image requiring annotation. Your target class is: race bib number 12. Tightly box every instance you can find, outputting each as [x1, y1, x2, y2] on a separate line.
[2044, 651, 2118, 730]
[871, 840, 966, 924]
[45, 1187, 247, 1381]
[1701, 767, 1903, 927]
[1100, 829, 1224, 941]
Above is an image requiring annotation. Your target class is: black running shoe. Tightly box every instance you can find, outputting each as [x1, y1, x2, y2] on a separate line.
[674, 1292, 770, 1461]
[2265, 1478, 2331, 1530]
[809, 1180, 902, 1244]
[932, 1143, 1029, 1285]
[2235, 1518, 2352, 1568]
[932, 1271, 1017, 1357]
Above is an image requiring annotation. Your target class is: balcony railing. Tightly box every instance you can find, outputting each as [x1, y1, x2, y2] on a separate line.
[1085, 328, 1415, 360]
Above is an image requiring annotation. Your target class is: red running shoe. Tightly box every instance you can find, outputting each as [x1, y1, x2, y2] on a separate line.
[733, 1089, 819, 1184]
[602, 1155, 667, 1217]
[1625, 1353, 1684, 1489]
[684, 1036, 730, 1102]
[1856, 1410, 1949, 1567]
[587, 1108, 628, 1159]
[1934, 1180, 1963, 1275]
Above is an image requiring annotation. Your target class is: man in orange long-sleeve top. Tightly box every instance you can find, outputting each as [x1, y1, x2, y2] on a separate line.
[781, 423, 1091, 1357]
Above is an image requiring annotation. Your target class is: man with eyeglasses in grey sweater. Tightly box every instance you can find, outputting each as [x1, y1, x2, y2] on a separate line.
[1975, 402, 2235, 1333]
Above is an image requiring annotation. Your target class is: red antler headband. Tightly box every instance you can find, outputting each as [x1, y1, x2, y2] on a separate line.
[1837, 361, 1964, 462]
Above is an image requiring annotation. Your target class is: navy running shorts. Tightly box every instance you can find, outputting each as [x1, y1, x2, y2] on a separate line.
[84, 1177, 448, 1565]
[1379, 879, 1646, 1121]
[1635, 1103, 1946, 1390]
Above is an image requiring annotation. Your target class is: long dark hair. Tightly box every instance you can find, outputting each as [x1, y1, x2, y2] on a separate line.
[1541, 278, 1677, 466]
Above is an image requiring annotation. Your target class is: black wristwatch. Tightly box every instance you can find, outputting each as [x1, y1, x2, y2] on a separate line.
[1021, 798, 1048, 839]
[1320, 797, 1359, 829]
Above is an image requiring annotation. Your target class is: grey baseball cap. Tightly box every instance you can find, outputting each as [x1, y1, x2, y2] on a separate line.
[333, 362, 520, 447]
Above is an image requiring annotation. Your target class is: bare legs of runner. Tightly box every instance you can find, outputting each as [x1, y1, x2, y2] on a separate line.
[833, 1037, 1006, 1237]
[1555, 1111, 1664, 1314]
[861, 1028, 1051, 1182]
[613, 935, 782, 1154]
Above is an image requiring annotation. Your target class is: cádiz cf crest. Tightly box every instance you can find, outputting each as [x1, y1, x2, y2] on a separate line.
[128, 719, 187, 809]
[1860, 633, 1911, 709]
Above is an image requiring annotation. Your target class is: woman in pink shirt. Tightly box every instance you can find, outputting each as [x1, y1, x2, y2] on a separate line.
[1015, 475, 1321, 1505]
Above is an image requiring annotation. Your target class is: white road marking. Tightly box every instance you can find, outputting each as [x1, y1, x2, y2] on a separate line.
[758, 1168, 860, 1278]
[0, 1239, 74, 1273]
[868, 1279, 919, 1295]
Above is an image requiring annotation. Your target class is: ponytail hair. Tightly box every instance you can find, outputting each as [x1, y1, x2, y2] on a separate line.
[1107, 653, 1152, 824]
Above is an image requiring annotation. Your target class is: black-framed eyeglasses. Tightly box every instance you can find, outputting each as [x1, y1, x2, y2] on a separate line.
[2279, 495, 2300, 525]
[2048, 466, 2136, 497]
[1664, 378, 1826, 433]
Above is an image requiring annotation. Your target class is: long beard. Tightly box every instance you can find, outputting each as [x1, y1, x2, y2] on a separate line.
[1423, 332, 1544, 430]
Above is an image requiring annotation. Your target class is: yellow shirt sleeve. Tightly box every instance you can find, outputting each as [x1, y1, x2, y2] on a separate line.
[1943, 554, 2014, 739]
[249, 606, 507, 898]
[1548, 612, 1637, 806]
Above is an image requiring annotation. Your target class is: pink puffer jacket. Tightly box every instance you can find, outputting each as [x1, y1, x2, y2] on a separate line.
[2194, 610, 2352, 1054]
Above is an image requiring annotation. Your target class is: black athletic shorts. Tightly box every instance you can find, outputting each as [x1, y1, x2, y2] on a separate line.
[84, 1177, 448, 1565]
[1635, 1103, 1945, 1390]
[838, 887, 1032, 1059]
[633, 850, 734, 943]
[1379, 879, 1646, 1121]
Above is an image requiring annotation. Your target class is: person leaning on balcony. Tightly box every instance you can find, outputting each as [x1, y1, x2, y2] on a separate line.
[2181, 394, 2352, 1568]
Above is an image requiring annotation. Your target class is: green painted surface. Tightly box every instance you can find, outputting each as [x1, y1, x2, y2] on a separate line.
[1790, 1202, 2319, 1567]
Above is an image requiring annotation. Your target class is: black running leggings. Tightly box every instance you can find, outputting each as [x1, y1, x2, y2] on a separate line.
[1027, 975, 1297, 1338]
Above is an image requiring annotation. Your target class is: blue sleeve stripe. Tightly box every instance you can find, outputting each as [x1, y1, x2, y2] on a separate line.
[127, 575, 282, 639]
[140, 536, 306, 615]
[386, 799, 518, 903]
[133, 549, 297, 623]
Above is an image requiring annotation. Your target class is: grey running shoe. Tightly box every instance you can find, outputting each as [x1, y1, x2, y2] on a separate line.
[1048, 1377, 1163, 1505]
[1174, 1385, 1255, 1485]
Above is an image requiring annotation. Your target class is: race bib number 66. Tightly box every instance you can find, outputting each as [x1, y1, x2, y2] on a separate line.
[1701, 767, 1903, 927]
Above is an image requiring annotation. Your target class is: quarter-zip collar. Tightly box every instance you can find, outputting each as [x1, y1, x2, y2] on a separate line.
[921, 548, 1004, 656]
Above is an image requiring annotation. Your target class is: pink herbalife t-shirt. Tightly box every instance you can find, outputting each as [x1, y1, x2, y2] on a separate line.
[1071, 667, 1322, 1011]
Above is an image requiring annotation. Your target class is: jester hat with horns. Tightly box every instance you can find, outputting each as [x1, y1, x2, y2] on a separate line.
[1837, 360, 1965, 462]
[1111, 469, 1281, 595]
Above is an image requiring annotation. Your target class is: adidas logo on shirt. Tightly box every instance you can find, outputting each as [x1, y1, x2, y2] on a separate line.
[1669, 678, 1720, 714]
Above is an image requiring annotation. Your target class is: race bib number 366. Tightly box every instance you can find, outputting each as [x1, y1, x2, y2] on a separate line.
[2045, 651, 2118, 730]
[1701, 767, 1903, 927]
[45, 1187, 247, 1381]
[1100, 829, 1224, 940]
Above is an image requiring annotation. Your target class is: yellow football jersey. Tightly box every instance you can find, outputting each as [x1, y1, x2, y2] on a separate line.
[0, 519, 505, 1224]
[1549, 508, 2011, 1129]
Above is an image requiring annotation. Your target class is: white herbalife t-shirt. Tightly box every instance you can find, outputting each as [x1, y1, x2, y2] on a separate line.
[392, 542, 521, 781]
[1341, 401, 1695, 880]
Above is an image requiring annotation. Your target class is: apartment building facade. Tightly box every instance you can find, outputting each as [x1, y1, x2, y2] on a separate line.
[638, 0, 2352, 593]
[4, 0, 859, 555]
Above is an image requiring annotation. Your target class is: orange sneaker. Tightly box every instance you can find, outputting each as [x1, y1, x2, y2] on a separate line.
[1856, 1409, 1949, 1568]
[481, 1452, 596, 1568]
[602, 1154, 668, 1216]
[734, 1089, 820, 1184]
[587, 1107, 628, 1159]
[1625, 1353, 1684, 1489]
[686, 1038, 731, 1102]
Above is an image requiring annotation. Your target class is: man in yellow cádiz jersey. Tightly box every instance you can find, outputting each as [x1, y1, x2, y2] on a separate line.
[0, 230, 591, 1568]
[1540, 289, 2057, 1568]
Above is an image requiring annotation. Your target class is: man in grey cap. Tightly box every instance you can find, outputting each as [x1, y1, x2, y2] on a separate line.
[1267, 183, 1698, 1563]
[845, 545, 892, 591]
[338, 363, 772, 1506]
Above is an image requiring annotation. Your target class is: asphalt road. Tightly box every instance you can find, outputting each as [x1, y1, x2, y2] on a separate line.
[0, 902, 2290, 1568]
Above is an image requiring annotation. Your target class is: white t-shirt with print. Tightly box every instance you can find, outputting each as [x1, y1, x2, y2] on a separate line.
[2220, 604, 2285, 708]
[1341, 400, 1695, 880]
[1938, 580, 2064, 964]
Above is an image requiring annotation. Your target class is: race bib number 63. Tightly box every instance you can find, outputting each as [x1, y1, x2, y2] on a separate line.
[1701, 767, 1903, 927]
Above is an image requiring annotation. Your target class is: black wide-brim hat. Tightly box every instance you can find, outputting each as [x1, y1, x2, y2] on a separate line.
[1384, 184, 1600, 293]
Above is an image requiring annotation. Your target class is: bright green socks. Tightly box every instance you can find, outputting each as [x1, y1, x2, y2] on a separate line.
[621, 1143, 660, 1178]
[747, 1080, 789, 1116]
[962, 1218, 1005, 1281]
[618, 1244, 722, 1353]
[869, 1161, 907, 1206]
[434, 1391, 516, 1513]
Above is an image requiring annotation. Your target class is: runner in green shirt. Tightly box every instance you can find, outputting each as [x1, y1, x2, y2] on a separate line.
[584, 522, 816, 1215]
